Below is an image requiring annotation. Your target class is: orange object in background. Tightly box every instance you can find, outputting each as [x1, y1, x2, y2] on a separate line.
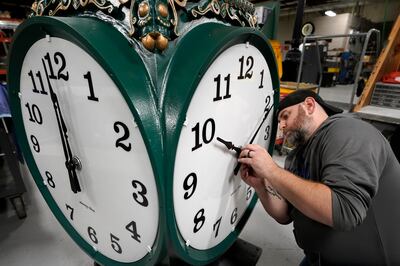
[382, 71, 400, 84]
[268, 40, 283, 79]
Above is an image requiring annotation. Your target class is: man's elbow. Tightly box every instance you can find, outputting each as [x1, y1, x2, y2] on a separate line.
[333, 210, 366, 231]
[274, 215, 292, 225]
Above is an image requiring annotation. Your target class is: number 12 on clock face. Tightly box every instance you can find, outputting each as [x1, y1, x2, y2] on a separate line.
[172, 43, 275, 250]
[19, 37, 160, 263]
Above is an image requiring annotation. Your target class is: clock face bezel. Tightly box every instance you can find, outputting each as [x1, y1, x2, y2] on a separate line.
[162, 23, 280, 264]
[8, 16, 166, 266]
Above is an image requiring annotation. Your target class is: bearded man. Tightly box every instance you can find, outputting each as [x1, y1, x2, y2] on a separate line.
[238, 89, 400, 266]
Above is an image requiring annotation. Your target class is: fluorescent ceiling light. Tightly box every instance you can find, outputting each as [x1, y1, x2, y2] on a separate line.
[325, 10, 336, 17]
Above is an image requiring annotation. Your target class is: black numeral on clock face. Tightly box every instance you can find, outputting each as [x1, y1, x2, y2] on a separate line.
[259, 69, 265, 89]
[183, 172, 197, 200]
[65, 204, 74, 220]
[45, 171, 55, 188]
[238, 56, 254, 80]
[110, 234, 122, 254]
[44, 52, 69, 81]
[28, 70, 47, 95]
[132, 179, 148, 207]
[88, 226, 98, 244]
[213, 216, 222, 238]
[83, 71, 99, 102]
[25, 103, 43, 124]
[246, 186, 253, 200]
[264, 125, 270, 140]
[126, 220, 141, 243]
[193, 208, 205, 233]
[213, 74, 231, 101]
[30, 135, 40, 153]
[192, 118, 215, 151]
[230, 208, 238, 225]
[265, 95, 271, 111]
[113, 121, 132, 152]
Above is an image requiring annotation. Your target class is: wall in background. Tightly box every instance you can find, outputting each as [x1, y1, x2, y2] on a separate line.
[277, 13, 351, 50]
[276, 0, 400, 51]
[361, 1, 400, 23]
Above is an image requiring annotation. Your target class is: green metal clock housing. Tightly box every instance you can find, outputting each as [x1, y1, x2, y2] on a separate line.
[8, 16, 167, 266]
[163, 23, 280, 265]
[8, 11, 280, 266]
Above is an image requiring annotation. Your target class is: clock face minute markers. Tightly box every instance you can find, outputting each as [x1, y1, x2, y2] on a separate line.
[18, 36, 160, 263]
[172, 42, 275, 252]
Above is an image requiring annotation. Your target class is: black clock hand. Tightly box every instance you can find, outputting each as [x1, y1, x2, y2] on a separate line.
[216, 137, 241, 157]
[42, 59, 81, 193]
[233, 99, 274, 175]
[248, 104, 274, 144]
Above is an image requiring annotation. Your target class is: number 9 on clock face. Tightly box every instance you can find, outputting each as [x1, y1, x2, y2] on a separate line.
[173, 43, 275, 249]
[18, 37, 159, 263]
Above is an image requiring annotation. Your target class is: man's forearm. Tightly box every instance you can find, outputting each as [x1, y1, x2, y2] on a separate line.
[255, 182, 291, 224]
[265, 167, 333, 227]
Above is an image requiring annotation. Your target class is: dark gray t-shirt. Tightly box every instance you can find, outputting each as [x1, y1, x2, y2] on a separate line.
[285, 114, 400, 265]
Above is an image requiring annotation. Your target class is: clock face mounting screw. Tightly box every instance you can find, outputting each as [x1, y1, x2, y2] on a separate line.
[46, 34, 51, 42]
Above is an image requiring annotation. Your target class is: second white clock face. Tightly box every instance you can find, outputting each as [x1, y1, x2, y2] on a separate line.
[19, 37, 159, 262]
[173, 43, 275, 249]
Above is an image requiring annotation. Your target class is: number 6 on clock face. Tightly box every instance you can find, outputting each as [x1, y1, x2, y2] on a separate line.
[172, 42, 275, 250]
[14, 34, 160, 263]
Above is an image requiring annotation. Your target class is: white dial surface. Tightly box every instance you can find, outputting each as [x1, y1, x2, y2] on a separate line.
[20, 37, 159, 262]
[173, 43, 275, 249]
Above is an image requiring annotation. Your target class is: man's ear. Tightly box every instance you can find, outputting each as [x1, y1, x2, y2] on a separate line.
[303, 97, 316, 115]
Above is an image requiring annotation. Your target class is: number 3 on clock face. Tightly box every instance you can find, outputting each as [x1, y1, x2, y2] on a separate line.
[167, 23, 276, 262]
[16, 36, 160, 263]
[173, 43, 274, 249]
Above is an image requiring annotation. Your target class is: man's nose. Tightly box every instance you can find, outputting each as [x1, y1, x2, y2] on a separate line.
[279, 122, 285, 131]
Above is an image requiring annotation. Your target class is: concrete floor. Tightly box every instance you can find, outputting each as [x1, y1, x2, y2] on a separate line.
[0, 84, 354, 266]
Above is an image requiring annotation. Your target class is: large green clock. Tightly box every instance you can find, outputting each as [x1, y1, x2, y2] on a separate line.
[8, 1, 279, 265]
[8, 16, 166, 265]
[163, 24, 280, 264]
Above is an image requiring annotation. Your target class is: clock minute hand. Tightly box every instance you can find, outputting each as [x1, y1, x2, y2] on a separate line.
[249, 104, 274, 144]
[42, 59, 81, 193]
[233, 101, 274, 175]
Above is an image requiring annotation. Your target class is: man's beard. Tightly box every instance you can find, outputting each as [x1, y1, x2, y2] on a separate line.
[285, 106, 310, 147]
[286, 128, 308, 147]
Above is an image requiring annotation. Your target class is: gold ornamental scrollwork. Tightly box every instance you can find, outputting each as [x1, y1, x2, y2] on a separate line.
[31, 0, 258, 53]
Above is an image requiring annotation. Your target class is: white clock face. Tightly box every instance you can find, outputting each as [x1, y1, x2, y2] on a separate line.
[173, 43, 275, 249]
[19, 37, 159, 262]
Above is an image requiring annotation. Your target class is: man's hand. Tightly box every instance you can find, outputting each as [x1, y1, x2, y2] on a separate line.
[238, 144, 279, 183]
[239, 162, 265, 192]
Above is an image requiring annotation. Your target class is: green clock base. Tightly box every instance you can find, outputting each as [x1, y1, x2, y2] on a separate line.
[167, 238, 262, 266]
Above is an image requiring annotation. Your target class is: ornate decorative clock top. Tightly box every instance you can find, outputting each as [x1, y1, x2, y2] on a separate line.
[30, 0, 257, 52]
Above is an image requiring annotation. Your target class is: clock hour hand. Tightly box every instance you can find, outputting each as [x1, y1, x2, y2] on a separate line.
[216, 137, 241, 157]
[42, 59, 81, 193]
[216, 137, 243, 176]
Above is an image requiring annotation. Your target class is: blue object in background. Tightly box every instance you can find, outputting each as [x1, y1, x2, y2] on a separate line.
[0, 83, 11, 118]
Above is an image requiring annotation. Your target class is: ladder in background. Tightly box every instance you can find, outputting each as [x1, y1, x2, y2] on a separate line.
[354, 14, 400, 112]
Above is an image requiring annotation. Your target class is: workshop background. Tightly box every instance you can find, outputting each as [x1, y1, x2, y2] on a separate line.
[1, 0, 400, 265]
